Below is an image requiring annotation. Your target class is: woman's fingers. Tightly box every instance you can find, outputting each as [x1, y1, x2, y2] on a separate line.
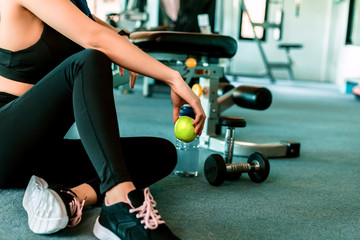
[192, 111, 206, 135]
[170, 86, 206, 135]
[119, 67, 125, 76]
[117, 66, 138, 88]
[129, 71, 138, 89]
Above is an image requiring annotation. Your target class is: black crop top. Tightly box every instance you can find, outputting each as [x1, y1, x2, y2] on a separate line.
[0, 0, 94, 108]
[0, 24, 83, 84]
[0, 0, 94, 85]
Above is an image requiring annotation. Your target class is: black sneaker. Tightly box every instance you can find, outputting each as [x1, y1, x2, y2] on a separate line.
[22, 175, 85, 234]
[93, 188, 180, 240]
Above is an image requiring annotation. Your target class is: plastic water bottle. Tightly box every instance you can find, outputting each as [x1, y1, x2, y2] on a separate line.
[174, 105, 200, 177]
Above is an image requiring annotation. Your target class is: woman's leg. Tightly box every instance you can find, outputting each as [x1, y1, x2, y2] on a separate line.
[0, 48, 178, 238]
[55, 49, 177, 200]
[0, 49, 164, 191]
[0, 49, 117, 188]
[0, 47, 177, 193]
[31, 136, 177, 205]
[119, 137, 177, 189]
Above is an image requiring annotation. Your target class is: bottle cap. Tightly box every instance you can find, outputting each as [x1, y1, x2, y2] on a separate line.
[179, 104, 195, 119]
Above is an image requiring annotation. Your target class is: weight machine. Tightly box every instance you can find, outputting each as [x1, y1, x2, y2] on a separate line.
[107, 0, 301, 160]
[230, 0, 303, 83]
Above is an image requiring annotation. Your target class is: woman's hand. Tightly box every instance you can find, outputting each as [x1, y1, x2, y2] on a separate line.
[118, 66, 138, 89]
[171, 79, 206, 136]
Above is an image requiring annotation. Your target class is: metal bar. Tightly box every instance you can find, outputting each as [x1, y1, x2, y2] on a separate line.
[200, 135, 299, 158]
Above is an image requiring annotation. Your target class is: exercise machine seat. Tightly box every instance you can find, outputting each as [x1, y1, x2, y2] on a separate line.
[278, 43, 303, 51]
[130, 31, 238, 59]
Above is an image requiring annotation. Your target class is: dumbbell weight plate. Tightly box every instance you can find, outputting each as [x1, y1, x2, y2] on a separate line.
[247, 152, 270, 183]
[226, 170, 242, 181]
[204, 154, 227, 186]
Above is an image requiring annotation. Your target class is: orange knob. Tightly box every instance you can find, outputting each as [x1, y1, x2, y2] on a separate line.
[191, 84, 203, 97]
[185, 58, 197, 68]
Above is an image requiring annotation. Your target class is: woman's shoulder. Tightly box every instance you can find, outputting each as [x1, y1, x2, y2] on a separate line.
[0, 0, 22, 12]
[0, 0, 34, 19]
[0, 0, 44, 52]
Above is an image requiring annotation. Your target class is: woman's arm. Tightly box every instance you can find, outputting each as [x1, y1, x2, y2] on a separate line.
[16, 0, 205, 133]
[17, 0, 173, 85]
[92, 14, 138, 87]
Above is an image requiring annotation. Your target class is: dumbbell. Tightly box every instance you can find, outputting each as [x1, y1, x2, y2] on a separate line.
[204, 152, 270, 186]
[204, 116, 270, 186]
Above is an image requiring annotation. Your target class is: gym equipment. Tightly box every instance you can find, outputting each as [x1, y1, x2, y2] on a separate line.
[204, 152, 270, 186]
[205, 116, 270, 185]
[185, 57, 197, 68]
[204, 116, 270, 186]
[105, 0, 148, 32]
[295, 0, 302, 17]
[228, 0, 304, 82]
[217, 83, 235, 97]
[231, 85, 272, 110]
[192, 84, 203, 97]
[129, 30, 300, 159]
[274, 43, 304, 80]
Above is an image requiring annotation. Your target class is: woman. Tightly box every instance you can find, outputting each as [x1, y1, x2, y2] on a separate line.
[0, 0, 206, 239]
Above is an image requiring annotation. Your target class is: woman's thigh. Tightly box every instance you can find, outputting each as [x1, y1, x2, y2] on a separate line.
[0, 49, 176, 188]
[0, 57, 79, 187]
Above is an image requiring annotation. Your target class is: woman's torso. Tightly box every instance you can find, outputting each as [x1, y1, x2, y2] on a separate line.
[0, 0, 83, 98]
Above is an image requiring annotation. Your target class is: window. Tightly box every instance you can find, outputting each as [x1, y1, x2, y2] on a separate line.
[346, 0, 360, 46]
[239, 0, 269, 40]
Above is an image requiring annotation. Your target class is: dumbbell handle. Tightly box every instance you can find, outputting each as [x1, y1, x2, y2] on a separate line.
[226, 163, 260, 173]
[224, 127, 235, 164]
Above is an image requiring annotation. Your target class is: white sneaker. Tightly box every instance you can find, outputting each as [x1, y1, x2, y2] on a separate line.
[22, 175, 84, 234]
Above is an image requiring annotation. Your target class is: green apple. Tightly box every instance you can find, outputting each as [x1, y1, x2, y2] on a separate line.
[174, 116, 197, 143]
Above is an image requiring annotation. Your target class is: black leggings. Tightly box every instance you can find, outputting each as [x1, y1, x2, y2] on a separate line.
[0, 49, 177, 194]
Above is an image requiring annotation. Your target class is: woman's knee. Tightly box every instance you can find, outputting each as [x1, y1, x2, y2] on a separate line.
[123, 136, 178, 173]
[156, 138, 178, 172]
[75, 49, 112, 74]
[80, 49, 111, 65]
[71, 49, 113, 87]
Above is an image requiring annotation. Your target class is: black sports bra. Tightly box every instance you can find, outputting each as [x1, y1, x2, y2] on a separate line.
[0, 24, 83, 84]
[0, 0, 94, 107]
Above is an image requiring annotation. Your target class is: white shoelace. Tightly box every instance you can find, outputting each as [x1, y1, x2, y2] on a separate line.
[129, 188, 165, 230]
[61, 190, 85, 227]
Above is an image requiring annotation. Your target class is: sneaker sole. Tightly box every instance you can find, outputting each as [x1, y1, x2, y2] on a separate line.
[93, 217, 121, 240]
[22, 175, 69, 234]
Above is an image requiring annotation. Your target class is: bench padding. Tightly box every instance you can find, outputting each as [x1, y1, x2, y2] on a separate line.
[130, 31, 238, 58]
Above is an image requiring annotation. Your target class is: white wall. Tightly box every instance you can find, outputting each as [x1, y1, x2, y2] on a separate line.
[336, 0, 360, 89]
[351, 0, 360, 45]
[337, 45, 360, 90]
[220, 0, 353, 83]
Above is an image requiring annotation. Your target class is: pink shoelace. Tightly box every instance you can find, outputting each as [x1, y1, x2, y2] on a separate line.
[128, 188, 165, 230]
[60, 190, 85, 227]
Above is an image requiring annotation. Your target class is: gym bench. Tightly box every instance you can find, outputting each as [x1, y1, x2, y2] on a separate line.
[268, 43, 303, 81]
[119, 31, 300, 158]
